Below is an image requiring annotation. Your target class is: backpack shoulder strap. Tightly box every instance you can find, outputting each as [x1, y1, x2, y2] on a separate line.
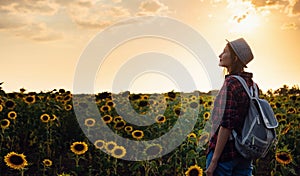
[231, 75, 258, 98]
[230, 75, 258, 140]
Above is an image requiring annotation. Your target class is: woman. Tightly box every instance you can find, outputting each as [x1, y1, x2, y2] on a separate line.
[206, 38, 256, 176]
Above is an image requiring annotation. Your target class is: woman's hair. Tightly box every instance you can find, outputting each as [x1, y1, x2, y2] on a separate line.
[226, 43, 245, 74]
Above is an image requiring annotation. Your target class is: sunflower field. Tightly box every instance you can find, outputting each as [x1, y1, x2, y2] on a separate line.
[0, 84, 299, 176]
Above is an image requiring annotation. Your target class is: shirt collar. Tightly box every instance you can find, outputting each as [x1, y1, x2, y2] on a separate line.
[225, 71, 253, 79]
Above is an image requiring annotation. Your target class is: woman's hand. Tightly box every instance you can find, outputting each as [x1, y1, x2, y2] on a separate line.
[205, 160, 217, 176]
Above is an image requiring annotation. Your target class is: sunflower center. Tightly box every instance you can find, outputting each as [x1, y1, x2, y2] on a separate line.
[167, 92, 176, 99]
[96, 142, 104, 148]
[278, 153, 289, 161]
[103, 116, 111, 122]
[87, 120, 94, 125]
[174, 108, 181, 116]
[138, 100, 148, 107]
[1, 120, 8, 126]
[102, 106, 109, 111]
[157, 116, 164, 121]
[10, 155, 24, 165]
[26, 97, 34, 102]
[107, 101, 114, 106]
[114, 148, 123, 155]
[189, 168, 199, 176]
[42, 116, 49, 121]
[74, 144, 84, 151]
[107, 144, 115, 150]
[9, 113, 16, 118]
[131, 94, 141, 100]
[189, 102, 199, 109]
[115, 121, 125, 128]
[134, 132, 142, 137]
[146, 146, 161, 156]
[5, 101, 15, 108]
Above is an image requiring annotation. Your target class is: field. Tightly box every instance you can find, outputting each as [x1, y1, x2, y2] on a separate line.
[0, 85, 299, 176]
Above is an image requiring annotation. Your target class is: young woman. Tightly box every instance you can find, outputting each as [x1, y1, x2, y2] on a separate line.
[206, 38, 256, 176]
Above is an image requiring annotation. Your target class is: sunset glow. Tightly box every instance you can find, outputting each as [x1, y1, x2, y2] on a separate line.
[0, 0, 299, 93]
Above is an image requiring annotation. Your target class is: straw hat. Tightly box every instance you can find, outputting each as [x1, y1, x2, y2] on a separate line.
[226, 38, 254, 68]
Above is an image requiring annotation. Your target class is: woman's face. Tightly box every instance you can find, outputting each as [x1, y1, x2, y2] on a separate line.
[218, 45, 234, 68]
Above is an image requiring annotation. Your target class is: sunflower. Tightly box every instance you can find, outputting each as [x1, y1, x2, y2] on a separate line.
[185, 164, 203, 176]
[114, 120, 126, 130]
[1, 119, 10, 129]
[70, 141, 88, 155]
[8, 111, 17, 120]
[174, 106, 184, 116]
[55, 95, 63, 102]
[42, 159, 52, 167]
[84, 118, 96, 127]
[155, 115, 166, 124]
[58, 172, 71, 176]
[94, 140, 105, 149]
[100, 105, 111, 113]
[105, 100, 115, 108]
[23, 95, 36, 105]
[144, 144, 162, 156]
[65, 104, 73, 111]
[5, 100, 16, 109]
[102, 115, 113, 124]
[113, 116, 123, 123]
[189, 95, 197, 101]
[197, 132, 210, 145]
[131, 94, 141, 100]
[141, 94, 149, 100]
[189, 101, 199, 109]
[0, 104, 3, 112]
[188, 133, 197, 138]
[275, 151, 293, 165]
[40, 114, 50, 123]
[203, 112, 210, 121]
[105, 141, 117, 153]
[287, 107, 296, 114]
[111, 145, 126, 159]
[124, 126, 133, 133]
[132, 130, 144, 140]
[204, 101, 213, 108]
[63, 94, 72, 102]
[138, 100, 148, 107]
[50, 114, 57, 121]
[4, 152, 28, 170]
[281, 123, 291, 135]
[167, 91, 176, 99]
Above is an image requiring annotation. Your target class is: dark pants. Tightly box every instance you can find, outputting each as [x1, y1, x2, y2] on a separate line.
[206, 151, 253, 176]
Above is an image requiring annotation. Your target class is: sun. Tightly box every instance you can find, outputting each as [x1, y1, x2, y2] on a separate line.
[227, 0, 261, 34]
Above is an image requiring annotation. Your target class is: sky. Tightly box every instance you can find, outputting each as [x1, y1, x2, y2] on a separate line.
[0, 0, 299, 94]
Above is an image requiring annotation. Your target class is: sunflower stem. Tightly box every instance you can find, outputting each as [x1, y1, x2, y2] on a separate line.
[20, 169, 24, 176]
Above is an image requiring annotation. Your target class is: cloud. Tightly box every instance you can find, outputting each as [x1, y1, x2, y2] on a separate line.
[292, 0, 300, 15]
[0, 12, 28, 29]
[66, 2, 131, 29]
[281, 22, 298, 30]
[1, 0, 59, 16]
[136, 0, 169, 16]
[0, 1, 63, 42]
[111, 0, 122, 3]
[13, 22, 63, 41]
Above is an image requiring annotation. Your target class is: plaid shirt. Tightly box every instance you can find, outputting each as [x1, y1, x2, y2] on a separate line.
[208, 72, 256, 162]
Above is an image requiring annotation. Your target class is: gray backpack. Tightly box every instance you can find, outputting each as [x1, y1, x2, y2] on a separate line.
[231, 75, 278, 160]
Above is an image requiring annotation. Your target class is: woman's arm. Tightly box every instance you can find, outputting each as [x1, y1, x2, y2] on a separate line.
[206, 126, 232, 176]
